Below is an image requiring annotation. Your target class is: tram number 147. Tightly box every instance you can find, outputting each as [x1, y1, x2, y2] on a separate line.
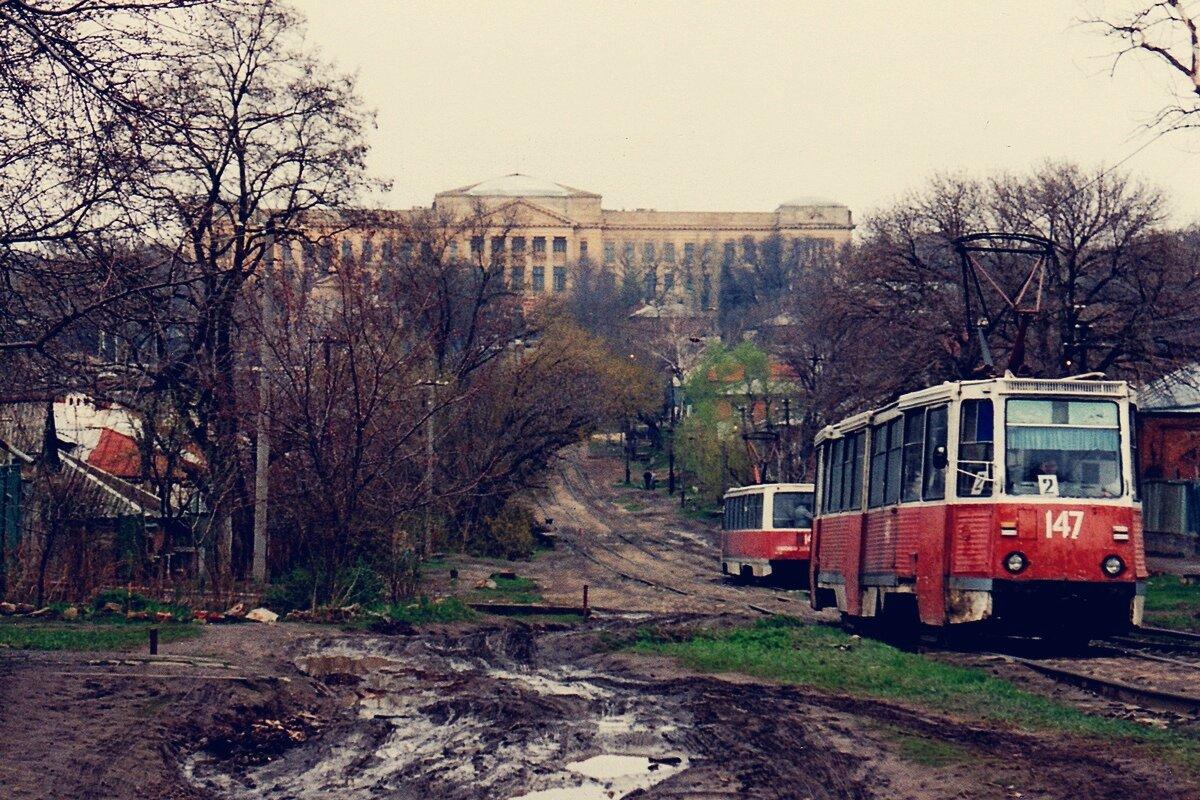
[1044, 510, 1084, 540]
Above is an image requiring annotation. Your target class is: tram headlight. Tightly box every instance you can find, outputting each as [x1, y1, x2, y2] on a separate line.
[1003, 551, 1028, 574]
[1101, 555, 1125, 577]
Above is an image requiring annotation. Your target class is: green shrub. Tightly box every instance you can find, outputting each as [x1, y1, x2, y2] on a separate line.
[263, 562, 383, 613]
[474, 502, 535, 560]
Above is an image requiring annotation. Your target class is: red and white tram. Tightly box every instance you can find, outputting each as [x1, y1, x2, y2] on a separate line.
[809, 376, 1145, 637]
[721, 483, 815, 582]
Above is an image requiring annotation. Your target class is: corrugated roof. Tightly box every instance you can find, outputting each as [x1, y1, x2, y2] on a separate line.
[1140, 365, 1200, 413]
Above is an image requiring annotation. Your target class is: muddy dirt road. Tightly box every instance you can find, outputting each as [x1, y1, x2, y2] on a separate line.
[3, 449, 1199, 799]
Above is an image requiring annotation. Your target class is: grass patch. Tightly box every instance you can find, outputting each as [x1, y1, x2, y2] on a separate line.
[630, 617, 1200, 765]
[381, 596, 477, 624]
[1145, 574, 1200, 633]
[472, 574, 542, 605]
[619, 500, 645, 512]
[879, 726, 973, 767]
[0, 620, 200, 651]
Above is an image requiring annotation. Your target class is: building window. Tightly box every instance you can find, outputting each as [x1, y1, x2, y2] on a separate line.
[603, 241, 615, 264]
[448, 239, 459, 259]
[399, 241, 414, 262]
[361, 239, 374, 263]
[511, 266, 525, 290]
[319, 241, 333, 273]
[531, 265, 545, 290]
[684, 270, 694, 291]
[492, 236, 505, 252]
[340, 239, 354, 263]
[381, 238, 394, 262]
[511, 236, 525, 254]
[532, 236, 546, 255]
[280, 242, 293, 265]
[470, 236, 483, 257]
[723, 241, 736, 265]
[664, 271, 675, 291]
[643, 242, 655, 263]
[553, 236, 567, 254]
[622, 242, 634, 263]
[743, 239, 756, 261]
[553, 266, 566, 291]
[663, 242, 676, 263]
[643, 268, 656, 298]
[579, 240, 588, 260]
[683, 242, 695, 264]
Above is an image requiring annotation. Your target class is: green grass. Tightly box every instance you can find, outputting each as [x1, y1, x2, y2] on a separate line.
[630, 617, 1200, 766]
[472, 574, 542, 605]
[619, 500, 645, 512]
[878, 726, 973, 767]
[1144, 574, 1200, 633]
[0, 620, 200, 651]
[381, 596, 477, 624]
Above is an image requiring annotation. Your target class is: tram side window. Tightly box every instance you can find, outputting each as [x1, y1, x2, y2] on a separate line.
[844, 431, 865, 511]
[1130, 405, 1141, 501]
[829, 439, 845, 512]
[923, 405, 948, 500]
[957, 399, 994, 497]
[868, 423, 888, 508]
[749, 493, 763, 529]
[901, 409, 925, 502]
[885, 417, 903, 504]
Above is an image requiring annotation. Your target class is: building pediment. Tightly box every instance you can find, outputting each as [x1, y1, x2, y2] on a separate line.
[477, 198, 579, 228]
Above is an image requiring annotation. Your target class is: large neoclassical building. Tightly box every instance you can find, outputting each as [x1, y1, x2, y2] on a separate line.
[287, 174, 854, 307]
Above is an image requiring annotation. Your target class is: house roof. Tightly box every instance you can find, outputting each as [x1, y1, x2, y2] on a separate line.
[87, 428, 143, 479]
[1140, 365, 1200, 413]
[86, 427, 203, 480]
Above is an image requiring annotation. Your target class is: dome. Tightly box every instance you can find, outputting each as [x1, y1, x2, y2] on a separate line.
[462, 174, 575, 198]
[778, 196, 844, 208]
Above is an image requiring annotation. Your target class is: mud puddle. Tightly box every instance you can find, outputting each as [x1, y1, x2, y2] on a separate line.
[185, 627, 695, 800]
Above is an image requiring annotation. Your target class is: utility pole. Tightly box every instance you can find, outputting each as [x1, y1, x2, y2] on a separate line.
[667, 382, 676, 495]
[251, 228, 274, 585]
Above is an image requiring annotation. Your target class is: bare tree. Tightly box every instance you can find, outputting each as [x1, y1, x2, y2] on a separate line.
[1093, 0, 1200, 129]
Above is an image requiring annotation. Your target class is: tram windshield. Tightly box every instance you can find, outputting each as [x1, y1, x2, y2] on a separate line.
[1004, 399, 1122, 499]
[773, 491, 814, 529]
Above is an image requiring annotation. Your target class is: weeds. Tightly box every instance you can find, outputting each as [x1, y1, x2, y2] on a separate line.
[0, 620, 200, 651]
[1144, 575, 1200, 633]
[631, 616, 1200, 766]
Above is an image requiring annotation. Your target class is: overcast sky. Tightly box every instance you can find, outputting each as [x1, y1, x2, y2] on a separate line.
[289, 0, 1200, 226]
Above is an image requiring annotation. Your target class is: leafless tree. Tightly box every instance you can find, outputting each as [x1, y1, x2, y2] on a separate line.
[1093, 0, 1200, 130]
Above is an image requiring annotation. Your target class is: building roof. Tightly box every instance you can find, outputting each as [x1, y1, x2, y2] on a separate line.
[443, 174, 598, 199]
[87, 428, 143, 479]
[1140, 365, 1200, 413]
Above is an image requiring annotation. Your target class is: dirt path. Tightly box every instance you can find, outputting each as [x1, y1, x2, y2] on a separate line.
[4, 449, 1200, 799]
[513, 446, 815, 617]
[0, 623, 330, 800]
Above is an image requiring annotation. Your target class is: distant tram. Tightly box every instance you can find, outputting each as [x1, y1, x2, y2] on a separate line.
[809, 376, 1145, 639]
[721, 483, 815, 582]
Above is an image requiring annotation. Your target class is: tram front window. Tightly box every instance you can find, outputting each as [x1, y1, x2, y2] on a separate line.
[1005, 399, 1122, 499]
[773, 492, 814, 529]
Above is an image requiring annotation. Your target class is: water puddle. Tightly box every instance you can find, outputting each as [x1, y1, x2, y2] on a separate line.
[486, 667, 613, 699]
[509, 753, 688, 800]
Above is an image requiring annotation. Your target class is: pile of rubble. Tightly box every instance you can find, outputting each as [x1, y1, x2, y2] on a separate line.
[193, 602, 279, 625]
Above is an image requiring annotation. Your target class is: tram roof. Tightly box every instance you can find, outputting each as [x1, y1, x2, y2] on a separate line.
[815, 375, 1134, 443]
[723, 482, 814, 497]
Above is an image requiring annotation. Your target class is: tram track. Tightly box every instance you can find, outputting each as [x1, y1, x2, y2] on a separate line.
[545, 454, 807, 617]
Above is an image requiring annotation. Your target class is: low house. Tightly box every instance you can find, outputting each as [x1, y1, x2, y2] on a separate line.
[1138, 366, 1200, 556]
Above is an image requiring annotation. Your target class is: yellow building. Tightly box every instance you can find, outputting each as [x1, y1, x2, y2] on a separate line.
[282, 174, 854, 307]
